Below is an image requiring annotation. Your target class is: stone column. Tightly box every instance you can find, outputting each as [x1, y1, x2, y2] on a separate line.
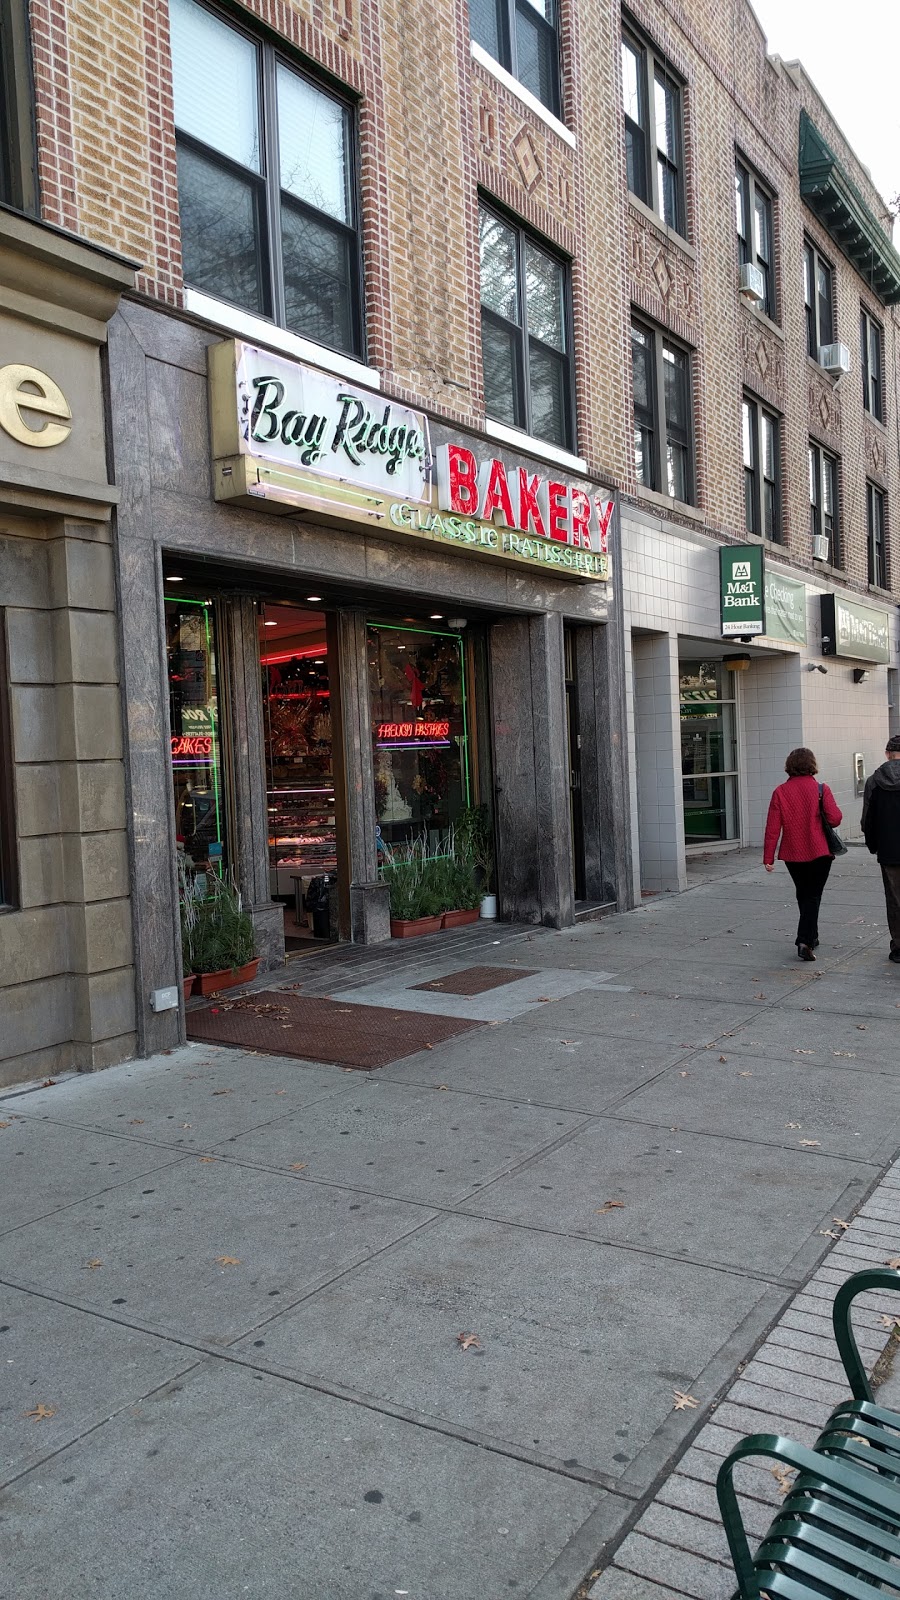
[490, 611, 574, 927]
[330, 610, 390, 943]
[222, 596, 284, 971]
[631, 631, 686, 892]
[576, 620, 632, 909]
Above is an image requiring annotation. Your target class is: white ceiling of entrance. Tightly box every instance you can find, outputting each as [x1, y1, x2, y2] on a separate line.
[259, 603, 326, 656]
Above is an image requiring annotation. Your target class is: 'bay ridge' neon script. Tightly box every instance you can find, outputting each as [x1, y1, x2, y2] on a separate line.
[248, 376, 427, 478]
[428, 443, 613, 555]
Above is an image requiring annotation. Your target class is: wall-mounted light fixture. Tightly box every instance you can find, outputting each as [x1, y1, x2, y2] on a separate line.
[724, 654, 751, 672]
[806, 662, 828, 674]
[853, 668, 870, 684]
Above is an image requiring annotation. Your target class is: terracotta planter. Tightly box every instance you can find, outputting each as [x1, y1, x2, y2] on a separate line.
[195, 957, 260, 996]
[441, 908, 480, 928]
[182, 974, 196, 1000]
[390, 915, 443, 939]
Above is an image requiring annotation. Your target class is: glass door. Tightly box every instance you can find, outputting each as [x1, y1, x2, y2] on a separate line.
[368, 622, 470, 854]
[564, 626, 586, 900]
[165, 594, 228, 873]
[679, 660, 740, 844]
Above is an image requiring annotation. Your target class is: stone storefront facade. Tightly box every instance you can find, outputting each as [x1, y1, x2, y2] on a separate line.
[0, 208, 135, 1082]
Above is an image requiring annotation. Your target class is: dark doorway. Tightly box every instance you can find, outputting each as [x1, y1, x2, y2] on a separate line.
[564, 626, 586, 902]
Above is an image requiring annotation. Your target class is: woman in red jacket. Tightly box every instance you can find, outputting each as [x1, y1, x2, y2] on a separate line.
[763, 747, 842, 961]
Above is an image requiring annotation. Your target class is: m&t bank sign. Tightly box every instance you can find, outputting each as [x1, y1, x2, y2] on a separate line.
[720, 544, 765, 637]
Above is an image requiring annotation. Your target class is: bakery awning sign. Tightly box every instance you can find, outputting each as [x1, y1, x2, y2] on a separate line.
[209, 340, 612, 579]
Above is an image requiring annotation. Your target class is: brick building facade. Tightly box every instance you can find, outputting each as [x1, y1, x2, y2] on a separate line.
[0, 0, 898, 1074]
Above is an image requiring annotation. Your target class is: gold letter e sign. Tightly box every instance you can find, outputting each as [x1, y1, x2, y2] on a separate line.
[0, 363, 72, 448]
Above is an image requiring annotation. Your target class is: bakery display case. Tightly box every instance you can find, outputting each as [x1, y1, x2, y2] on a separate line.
[267, 783, 337, 897]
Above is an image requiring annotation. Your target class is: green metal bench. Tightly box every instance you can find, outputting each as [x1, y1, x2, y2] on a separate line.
[717, 1269, 900, 1597]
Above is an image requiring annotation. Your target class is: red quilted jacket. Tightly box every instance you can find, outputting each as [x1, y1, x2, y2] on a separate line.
[763, 774, 842, 865]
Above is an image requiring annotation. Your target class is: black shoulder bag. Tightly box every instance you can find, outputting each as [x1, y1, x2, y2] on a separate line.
[818, 783, 848, 857]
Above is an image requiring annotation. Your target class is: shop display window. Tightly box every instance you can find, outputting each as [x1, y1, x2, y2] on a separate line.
[368, 623, 470, 854]
[679, 659, 739, 843]
[260, 605, 336, 942]
[166, 596, 228, 871]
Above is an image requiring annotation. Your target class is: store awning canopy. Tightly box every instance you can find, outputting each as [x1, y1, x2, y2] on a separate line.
[799, 110, 900, 305]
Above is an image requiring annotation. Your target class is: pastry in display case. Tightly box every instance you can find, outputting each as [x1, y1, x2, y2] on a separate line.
[267, 784, 337, 897]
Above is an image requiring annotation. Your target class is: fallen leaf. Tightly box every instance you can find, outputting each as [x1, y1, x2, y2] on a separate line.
[800, 1139, 821, 1148]
[884, 1258, 900, 1269]
[457, 1332, 481, 1350]
[795, 1049, 814, 1055]
[128, 1119, 145, 1126]
[832, 1218, 849, 1231]
[290, 1163, 307, 1171]
[436, 1084, 448, 1090]
[738, 1071, 753, 1077]
[880, 1314, 900, 1330]
[0, 1121, 11, 1129]
[23, 1404, 56, 1421]
[833, 1051, 856, 1058]
[84, 1258, 103, 1270]
[41, 1078, 56, 1087]
[215, 1256, 241, 1266]
[771, 1464, 794, 1497]
[819, 1229, 840, 1240]
[537, 997, 552, 1003]
[718, 1055, 728, 1062]
[673, 1390, 699, 1411]
[211, 1089, 232, 1097]
[424, 1043, 434, 1050]
[198, 1157, 217, 1163]
[857, 1025, 868, 1031]
[275, 1088, 287, 1094]
[678, 1071, 688, 1078]
[785, 1122, 801, 1129]
[595, 1200, 625, 1214]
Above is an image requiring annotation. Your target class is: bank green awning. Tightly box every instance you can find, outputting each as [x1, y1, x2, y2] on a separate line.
[799, 110, 900, 304]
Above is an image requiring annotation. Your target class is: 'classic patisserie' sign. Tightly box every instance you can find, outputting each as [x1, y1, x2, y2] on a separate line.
[208, 339, 612, 580]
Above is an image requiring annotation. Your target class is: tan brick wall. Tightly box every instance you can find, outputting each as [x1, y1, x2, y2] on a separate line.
[27, 0, 900, 602]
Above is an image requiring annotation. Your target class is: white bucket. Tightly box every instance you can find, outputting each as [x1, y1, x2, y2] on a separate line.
[480, 894, 497, 920]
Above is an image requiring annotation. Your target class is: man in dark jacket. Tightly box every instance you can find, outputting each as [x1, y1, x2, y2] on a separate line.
[862, 733, 900, 963]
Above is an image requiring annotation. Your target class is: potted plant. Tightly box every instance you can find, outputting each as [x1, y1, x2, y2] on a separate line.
[382, 841, 443, 937]
[185, 873, 260, 994]
[455, 805, 497, 919]
[439, 855, 482, 928]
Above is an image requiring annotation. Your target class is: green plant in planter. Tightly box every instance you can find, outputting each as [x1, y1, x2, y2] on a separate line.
[383, 857, 426, 921]
[184, 873, 255, 975]
[455, 805, 495, 891]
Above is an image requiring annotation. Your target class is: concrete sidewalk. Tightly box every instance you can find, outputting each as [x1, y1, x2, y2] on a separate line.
[2, 848, 899, 1599]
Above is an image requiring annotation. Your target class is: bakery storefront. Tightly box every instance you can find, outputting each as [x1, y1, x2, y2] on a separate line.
[108, 308, 628, 1056]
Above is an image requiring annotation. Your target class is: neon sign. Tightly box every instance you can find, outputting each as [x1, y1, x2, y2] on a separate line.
[377, 721, 450, 741]
[171, 734, 213, 758]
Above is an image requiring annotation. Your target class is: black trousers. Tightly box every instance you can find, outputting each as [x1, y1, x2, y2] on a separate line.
[785, 856, 833, 948]
[882, 864, 900, 954]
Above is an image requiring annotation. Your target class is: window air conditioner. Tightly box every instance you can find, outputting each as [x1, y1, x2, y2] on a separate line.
[819, 342, 850, 375]
[812, 533, 830, 562]
[738, 262, 765, 304]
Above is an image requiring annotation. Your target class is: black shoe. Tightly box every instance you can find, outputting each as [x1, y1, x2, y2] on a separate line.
[890, 951, 900, 964]
[797, 944, 816, 961]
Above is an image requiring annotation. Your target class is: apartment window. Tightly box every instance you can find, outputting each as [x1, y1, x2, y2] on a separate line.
[809, 443, 839, 564]
[803, 240, 834, 360]
[470, 0, 561, 117]
[742, 396, 780, 539]
[0, 612, 18, 910]
[479, 203, 573, 449]
[170, 0, 362, 357]
[631, 318, 693, 502]
[735, 159, 774, 319]
[861, 308, 884, 422]
[0, 0, 38, 213]
[868, 482, 887, 589]
[621, 25, 685, 235]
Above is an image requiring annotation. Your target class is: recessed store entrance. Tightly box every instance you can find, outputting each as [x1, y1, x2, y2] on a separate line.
[259, 603, 338, 948]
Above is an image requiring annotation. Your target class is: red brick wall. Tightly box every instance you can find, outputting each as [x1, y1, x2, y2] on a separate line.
[27, 0, 900, 600]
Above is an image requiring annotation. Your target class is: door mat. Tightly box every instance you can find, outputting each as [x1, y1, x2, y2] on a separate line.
[412, 966, 537, 996]
[186, 990, 484, 1068]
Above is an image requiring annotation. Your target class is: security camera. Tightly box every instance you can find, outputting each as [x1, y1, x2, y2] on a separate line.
[817, 664, 828, 674]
